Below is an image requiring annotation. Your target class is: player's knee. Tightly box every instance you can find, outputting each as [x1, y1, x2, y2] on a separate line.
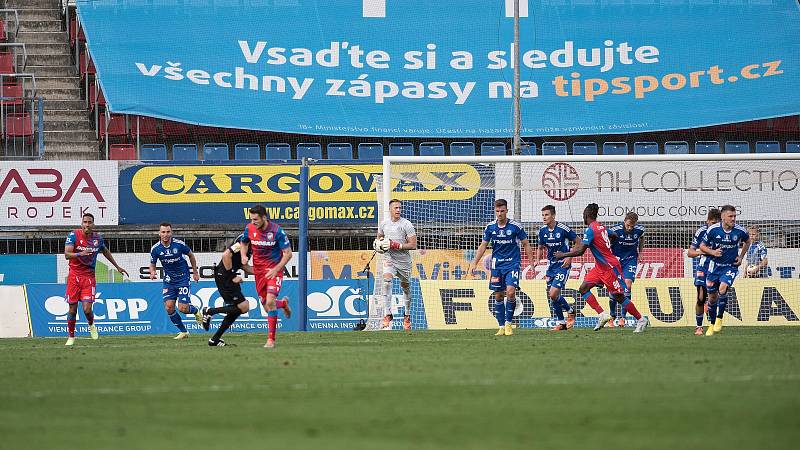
[238, 302, 250, 313]
[165, 305, 175, 314]
[400, 281, 410, 291]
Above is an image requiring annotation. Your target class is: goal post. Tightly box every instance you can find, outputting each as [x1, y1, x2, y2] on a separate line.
[378, 154, 800, 331]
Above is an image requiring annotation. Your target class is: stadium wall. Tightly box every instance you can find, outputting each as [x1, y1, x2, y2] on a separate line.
[0, 286, 30, 338]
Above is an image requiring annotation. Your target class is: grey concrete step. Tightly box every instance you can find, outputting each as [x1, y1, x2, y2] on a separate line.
[22, 42, 71, 55]
[19, 20, 62, 33]
[17, 9, 62, 21]
[27, 65, 78, 77]
[44, 130, 97, 142]
[15, 31, 69, 44]
[38, 87, 81, 100]
[45, 120, 92, 131]
[27, 53, 73, 66]
[42, 148, 101, 161]
[36, 76, 81, 90]
[41, 99, 87, 110]
[43, 109, 91, 121]
[3, 0, 59, 8]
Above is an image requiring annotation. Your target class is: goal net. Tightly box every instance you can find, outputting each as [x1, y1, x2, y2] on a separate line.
[376, 154, 800, 330]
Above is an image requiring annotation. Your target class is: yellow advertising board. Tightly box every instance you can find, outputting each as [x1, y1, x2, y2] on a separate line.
[419, 279, 800, 329]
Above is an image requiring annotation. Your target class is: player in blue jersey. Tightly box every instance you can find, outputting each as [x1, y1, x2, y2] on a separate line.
[687, 208, 721, 335]
[149, 222, 201, 339]
[607, 212, 645, 328]
[699, 205, 751, 336]
[537, 205, 577, 331]
[468, 199, 536, 336]
[744, 225, 769, 278]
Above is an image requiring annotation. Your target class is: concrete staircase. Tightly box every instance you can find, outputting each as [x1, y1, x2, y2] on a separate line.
[4, 0, 99, 160]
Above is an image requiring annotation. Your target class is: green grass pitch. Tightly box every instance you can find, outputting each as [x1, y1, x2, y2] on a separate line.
[1, 327, 799, 450]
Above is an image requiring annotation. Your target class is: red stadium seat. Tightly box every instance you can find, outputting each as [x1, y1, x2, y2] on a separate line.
[88, 82, 106, 110]
[79, 51, 96, 78]
[1, 82, 22, 106]
[4, 112, 32, 138]
[162, 120, 192, 138]
[98, 114, 128, 139]
[0, 19, 6, 42]
[70, 18, 86, 47]
[772, 116, 799, 132]
[131, 116, 159, 137]
[109, 143, 136, 160]
[0, 52, 15, 74]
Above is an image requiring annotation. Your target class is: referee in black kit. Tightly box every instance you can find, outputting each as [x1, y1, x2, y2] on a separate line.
[201, 234, 253, 346]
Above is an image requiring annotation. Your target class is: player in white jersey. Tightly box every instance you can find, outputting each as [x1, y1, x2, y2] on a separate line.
[374, 199, 417, 330]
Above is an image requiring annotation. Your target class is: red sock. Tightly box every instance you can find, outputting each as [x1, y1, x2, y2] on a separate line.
[583, 292, 604, 314]
[275, 299, 286, 309]
[625, 301, 642, 320]
[67, 320, 76, 338]
[268, 316, 277, 341]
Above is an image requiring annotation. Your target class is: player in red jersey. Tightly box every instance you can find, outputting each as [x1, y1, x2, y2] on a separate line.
[554, 203, 649, 333]
[239, 205, 292, 348]
[63, 213, 129, 346]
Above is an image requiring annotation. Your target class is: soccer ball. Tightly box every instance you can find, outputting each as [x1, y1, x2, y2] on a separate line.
[746, 264, 759, 275]
[373, 238, 390, 254]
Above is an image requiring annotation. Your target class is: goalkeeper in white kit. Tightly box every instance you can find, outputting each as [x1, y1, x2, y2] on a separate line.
[374, 199, 417, 330]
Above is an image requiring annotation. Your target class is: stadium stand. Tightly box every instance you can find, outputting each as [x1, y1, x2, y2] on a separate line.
[357, 142, 384, 159]
[297, 142, 322, 159]
[140, 143, 167, 160]
[202, 143, 230, 161]
[234, 143, 261, 160]
[108, 143, 135, 160]
[389, 142, 414, 156]
[172, 143, 198, 160]
[419, 142, 445, 156]
[664, 141, 689, 154]
[633, 142, 659, 155]
[603, 142, 628, 155]
[480, 142, 507, 156]
[755, 141, 780, 153]
[572, 142, 597, 155]
[265, 142, 292, 159]
[326, 143, 353, 159]
[787, 141, 800, 153]
[694, 141, 721, 154]
[449, 142, 476, 156]
[724, 141, 750, 154]
[542, 142, 567, 156]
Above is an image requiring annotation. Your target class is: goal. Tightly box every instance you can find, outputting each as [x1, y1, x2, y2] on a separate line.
[373, 154, 800, 331]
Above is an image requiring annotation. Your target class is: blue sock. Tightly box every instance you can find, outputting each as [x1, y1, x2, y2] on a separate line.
[494, 300, 505, 326]
[558, 296, 572, 314]
[707, 301, 717, 324]
[717, 293, 728, 319]
[505, 299, 516, 323]
[696, 313, 704, 327]
[552, 298, 565, 321]
[186, 304, 198, 314]
[608, 300, 617, 317]
[169, 311, 187, 332]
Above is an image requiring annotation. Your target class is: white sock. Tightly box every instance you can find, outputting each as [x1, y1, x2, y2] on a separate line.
[403, 289, 411, 316]
[383, 278, 393, 316]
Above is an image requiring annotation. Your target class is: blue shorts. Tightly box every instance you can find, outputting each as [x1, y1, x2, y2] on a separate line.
[620, 260, 637, 281]
[162, 284, 191, 304]
[545, 263, 569, 290]
[489, 268, 519, 292]
[694, 267, 708, 287]
[705, 266, 737, 294]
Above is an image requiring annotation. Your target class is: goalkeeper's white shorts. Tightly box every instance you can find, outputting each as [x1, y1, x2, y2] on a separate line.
[383, 263, 411, 283]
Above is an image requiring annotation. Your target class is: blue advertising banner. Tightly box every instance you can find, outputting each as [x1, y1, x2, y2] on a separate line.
[118, 162, 495, 225]
[77, 0, 799, 137]
[0, 255, 57, 284]
[25, 279, 374, 337]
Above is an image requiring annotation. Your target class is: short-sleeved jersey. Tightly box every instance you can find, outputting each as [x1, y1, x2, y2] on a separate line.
[581, 221, 621, 270]
[225, 233, 252, 273]
[378, 217, 416, 268]
[150, 238, 192, 286]
[745, 241, 767, 266]
[243, 222, 291, 273]
[483, 219, 528, 271]
[609, 223, 645, 262]
[65, 229, 106, 277]
[702, 223, 750, 268]
[690, 224, 711, 272]
[538, 221, 577, 264]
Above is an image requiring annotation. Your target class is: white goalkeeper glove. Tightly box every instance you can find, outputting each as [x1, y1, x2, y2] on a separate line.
[373, 238, 391, 254]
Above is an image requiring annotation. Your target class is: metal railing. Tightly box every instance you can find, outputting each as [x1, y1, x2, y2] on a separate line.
[1, 72, 42, 159]
[0, 9, 20, 41]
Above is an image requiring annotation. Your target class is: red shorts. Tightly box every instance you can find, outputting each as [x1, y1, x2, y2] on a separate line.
[255, 272, 283, 301]
[65, 273, 96, 303]
[584, 265, 626, 295]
